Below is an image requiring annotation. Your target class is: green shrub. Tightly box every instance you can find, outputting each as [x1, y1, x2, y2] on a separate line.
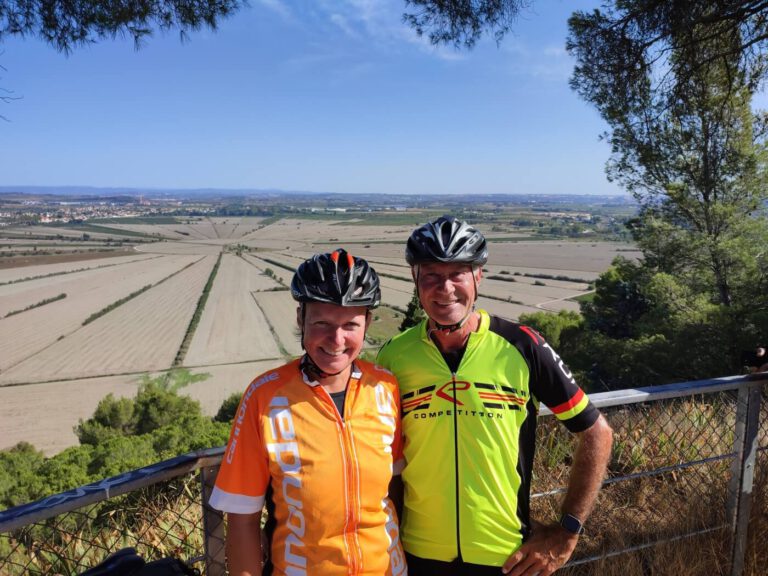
[0, 442, 46, 508]
[215, 393, 242, 423]
[3, 370, 227, 509]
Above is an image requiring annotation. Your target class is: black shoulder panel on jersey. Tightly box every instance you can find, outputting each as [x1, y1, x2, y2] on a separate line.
[487, 315, 599, 433]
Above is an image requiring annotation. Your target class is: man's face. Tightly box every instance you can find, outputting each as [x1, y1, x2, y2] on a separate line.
[414, 262, 481, 326]
[299, 302, 370, 375]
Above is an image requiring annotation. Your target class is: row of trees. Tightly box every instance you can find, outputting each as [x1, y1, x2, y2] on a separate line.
[520, 254, 766, 391]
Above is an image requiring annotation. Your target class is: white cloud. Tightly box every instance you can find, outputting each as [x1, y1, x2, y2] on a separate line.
[329, 13, 362, 39]
[258, 0, 292, 21]
[315, 0, 465, 60]
[253, 0, 467, 65]
[496, 39, 574, 81]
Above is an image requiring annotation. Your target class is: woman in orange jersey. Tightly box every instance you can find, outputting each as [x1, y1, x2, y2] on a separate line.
[209, 249, 407, 576]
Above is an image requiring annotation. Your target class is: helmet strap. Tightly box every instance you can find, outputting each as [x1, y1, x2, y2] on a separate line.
[299, 303, 307, 350]
[300, 353, 346, 381]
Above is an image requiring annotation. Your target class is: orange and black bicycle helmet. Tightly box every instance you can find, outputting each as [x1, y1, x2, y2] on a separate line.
[291, 249, 381, 308]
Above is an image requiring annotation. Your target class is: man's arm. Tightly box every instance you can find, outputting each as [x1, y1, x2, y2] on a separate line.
[226, 512, 264, 576]
[502, 414, 613, 576]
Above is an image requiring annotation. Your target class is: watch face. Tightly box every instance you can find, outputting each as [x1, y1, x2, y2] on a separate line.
[560, 513, 584, 534]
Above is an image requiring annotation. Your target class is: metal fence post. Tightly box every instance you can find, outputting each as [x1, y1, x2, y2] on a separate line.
[727, 381, 761, 576]
[200, 466, 227, 576]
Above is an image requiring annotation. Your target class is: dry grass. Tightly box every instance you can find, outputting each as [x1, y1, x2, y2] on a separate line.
[529, 393, 768, 575]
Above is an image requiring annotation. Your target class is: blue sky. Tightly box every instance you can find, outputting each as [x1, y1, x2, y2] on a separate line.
[0, 0, 623, 196]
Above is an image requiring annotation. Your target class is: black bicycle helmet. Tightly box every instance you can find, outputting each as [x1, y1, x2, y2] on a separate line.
[291, 249, 381, 308]
[406, 215, 488, 266]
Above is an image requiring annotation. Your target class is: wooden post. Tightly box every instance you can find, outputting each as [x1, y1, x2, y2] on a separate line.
[200, 466, 227, 576]
[727, 381, 761, 576]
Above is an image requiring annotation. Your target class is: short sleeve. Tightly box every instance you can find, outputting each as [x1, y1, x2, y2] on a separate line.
[510, 323, 600, 433]
[208, 382, 271, 513]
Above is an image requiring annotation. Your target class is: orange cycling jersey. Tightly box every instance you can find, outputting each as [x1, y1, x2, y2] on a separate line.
[209, 358, 407, 576]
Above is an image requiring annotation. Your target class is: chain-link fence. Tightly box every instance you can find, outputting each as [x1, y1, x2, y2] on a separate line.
[532, 376, 768, 575]
[1, 375, 766, 575]
[0, 451, 226, 575]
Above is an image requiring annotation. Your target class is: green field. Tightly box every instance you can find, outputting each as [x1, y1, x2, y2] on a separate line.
[90, 216, 180, 225]
[569, 292, 595, 303]
[366, 305, 403, 348]
[59, 223, 155, 238]
[276, 211, 445, 226]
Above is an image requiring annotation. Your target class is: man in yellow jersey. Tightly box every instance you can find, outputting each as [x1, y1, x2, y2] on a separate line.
[210, 249, 407, 576]
[377, 216, 613, 576]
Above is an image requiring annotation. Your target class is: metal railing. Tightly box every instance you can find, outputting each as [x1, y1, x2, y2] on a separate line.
[1, 373, 766, 575]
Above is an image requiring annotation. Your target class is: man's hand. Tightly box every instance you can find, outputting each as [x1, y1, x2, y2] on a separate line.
[749, 347, 767, 373]
[502, 414, 611, 574]
[501, 523, 579, 576]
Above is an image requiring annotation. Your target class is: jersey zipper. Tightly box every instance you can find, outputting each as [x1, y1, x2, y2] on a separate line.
[451, 371, 462, 562]
[425, 329, 470, 562]
[317, 383, 362, 575]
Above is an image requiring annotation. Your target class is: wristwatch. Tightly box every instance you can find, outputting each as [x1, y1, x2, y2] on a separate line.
[559, 513, 585, 535]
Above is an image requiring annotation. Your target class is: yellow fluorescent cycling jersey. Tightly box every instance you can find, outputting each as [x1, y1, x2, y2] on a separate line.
[376, 310, 599, 567]
[209, 358, 407, 576]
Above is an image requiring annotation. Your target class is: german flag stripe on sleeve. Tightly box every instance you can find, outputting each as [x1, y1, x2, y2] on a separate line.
[550, 389, 590, 421]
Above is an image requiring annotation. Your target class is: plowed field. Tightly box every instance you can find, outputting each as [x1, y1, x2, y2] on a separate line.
[0, 256, 216, 384]
[184, 254, 283, 366]
[0, 255, 201, 373]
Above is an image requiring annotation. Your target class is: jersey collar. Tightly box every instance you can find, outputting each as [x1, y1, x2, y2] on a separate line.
[299, 356, 363, 387]
[419, 308, 490, 344]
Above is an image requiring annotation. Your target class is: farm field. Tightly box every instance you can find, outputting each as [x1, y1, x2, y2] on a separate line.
[241, 254, 292, 284]
[0, 358, 284, 454]
[135, 240, 226, 255]
[480, 277, 587, 309]
[0, 241, 117, 252]
[0, 214, 637, 455]
[477, 296, 542, 318]
[207, 217, 267, 239]
[0, 255, 202, 373]
[240, 218, 413, 245]
[377, 276, 415, 310]
[0, 252, 157, 283]
[115, 220, 220, 240]
[250, 290, 303, 356]
[284, 242, 635, 280]
[184, 254, 283, 366]
[84, 217, 267, 241]
[0, 254, 185, 318]
[2, 225, 146, 241]
[0, 255, 216, 385]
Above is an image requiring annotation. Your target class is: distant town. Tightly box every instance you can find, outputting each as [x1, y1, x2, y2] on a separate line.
[0, 188, 636, 242]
